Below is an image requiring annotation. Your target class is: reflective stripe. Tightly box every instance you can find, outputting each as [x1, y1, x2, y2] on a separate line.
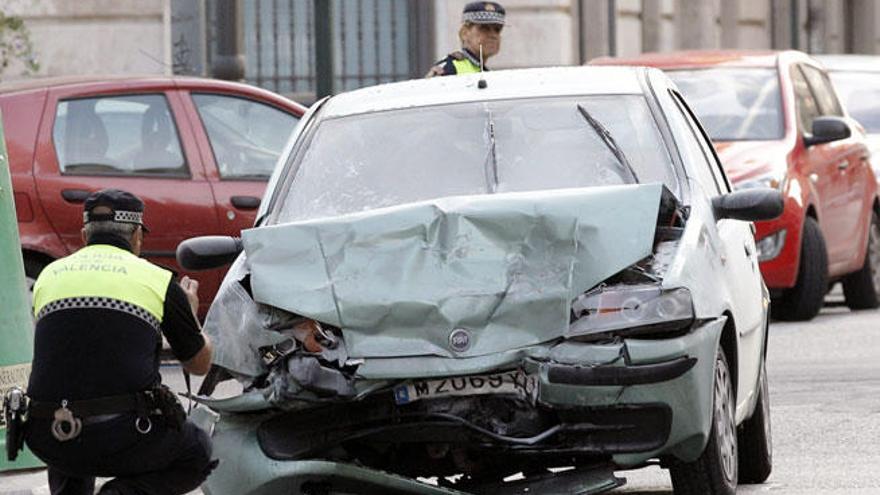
[36, 296, 161, 332]
[33, 245, 171, 322]
[453, 58, 481, 74]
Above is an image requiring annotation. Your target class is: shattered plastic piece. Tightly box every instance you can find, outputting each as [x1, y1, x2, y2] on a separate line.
[242, 184, 665, 359]
[270, 355, 357, 401]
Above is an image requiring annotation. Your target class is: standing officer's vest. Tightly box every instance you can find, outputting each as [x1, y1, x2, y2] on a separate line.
[33, 244, 172, 330]
[452, 58, 481, 74]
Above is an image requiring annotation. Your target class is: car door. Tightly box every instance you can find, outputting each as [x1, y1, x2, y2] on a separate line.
[32, 84, 221, 314]
[181, 92, 301, 236]
[666, 88, 765, 415]
[790, 64, 851, 269]
[801, 64, 871, 271]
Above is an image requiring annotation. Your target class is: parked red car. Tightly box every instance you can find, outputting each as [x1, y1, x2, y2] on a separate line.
[5, 75, 307, 315]
[593, 50, 879, 320]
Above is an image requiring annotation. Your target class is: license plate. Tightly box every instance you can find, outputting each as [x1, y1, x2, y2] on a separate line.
[393, 370, 538, 405]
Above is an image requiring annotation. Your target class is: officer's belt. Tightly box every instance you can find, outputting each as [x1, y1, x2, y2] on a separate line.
[28, 392, 160, 419]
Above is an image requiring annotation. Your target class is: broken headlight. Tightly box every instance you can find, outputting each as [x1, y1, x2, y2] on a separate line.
[568, 284, 694, 338]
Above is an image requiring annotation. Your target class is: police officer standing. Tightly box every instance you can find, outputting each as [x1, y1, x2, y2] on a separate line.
[23, 189, 214, 495]
[426, 2, 506, 77]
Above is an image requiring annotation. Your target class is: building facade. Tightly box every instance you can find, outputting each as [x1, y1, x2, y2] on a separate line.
[2, 0, 879, 102]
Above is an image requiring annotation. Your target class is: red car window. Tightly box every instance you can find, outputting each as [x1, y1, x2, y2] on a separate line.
[191, 93, 300, 179]
[53, 94, 188, 177]
[800, 65, 844, 117]
[790, 66, 822, 132]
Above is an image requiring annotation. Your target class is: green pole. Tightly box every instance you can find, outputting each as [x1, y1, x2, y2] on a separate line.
[0, 110, 42, 471]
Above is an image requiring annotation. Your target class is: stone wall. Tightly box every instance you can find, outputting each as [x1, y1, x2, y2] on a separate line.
[0, 0, 168, 81]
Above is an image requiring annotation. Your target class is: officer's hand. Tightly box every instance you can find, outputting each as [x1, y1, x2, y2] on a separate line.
[425, 65, 444, 78]
[179, 276, 200, 318]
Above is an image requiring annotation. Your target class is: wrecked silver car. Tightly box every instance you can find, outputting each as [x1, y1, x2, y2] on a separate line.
[179, 67, 782, 495]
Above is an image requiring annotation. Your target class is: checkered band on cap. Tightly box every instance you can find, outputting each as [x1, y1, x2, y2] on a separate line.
[462, 10, 505, 25]
[114, 210, 144, 224]
[82, 210, 144, 225]
[37, 296, 160, 332]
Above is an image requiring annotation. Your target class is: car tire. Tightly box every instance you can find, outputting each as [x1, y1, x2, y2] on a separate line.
[773, 216, 827, 321]
[24, 257, 45, 293]
[737, 360, 772, 484]
[669, 349, 737, 495]
[842, 212, 880, 310]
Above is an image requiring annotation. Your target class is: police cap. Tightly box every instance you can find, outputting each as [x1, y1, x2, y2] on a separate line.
[83, 188, 150, 232]
[462, 2, 505, 25]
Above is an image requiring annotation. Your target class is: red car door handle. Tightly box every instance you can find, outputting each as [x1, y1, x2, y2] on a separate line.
[231, 196, 261, 210]
[61, 189, 91, 203]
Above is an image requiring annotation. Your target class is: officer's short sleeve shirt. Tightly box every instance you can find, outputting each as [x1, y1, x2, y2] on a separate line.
[162, 280, 205, 362]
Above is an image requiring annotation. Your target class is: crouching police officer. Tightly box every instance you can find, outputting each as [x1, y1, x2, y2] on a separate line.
[426, 2, 505, 77]
[23, 189, 215, 495]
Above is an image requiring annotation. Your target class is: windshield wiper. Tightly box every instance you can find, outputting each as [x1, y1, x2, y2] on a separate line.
[484, 107, 499, 193]
[576, 104, 640, 183]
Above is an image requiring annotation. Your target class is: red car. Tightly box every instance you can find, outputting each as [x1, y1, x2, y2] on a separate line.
[594, 50, 879, 320]
[5, 75, 307, 315]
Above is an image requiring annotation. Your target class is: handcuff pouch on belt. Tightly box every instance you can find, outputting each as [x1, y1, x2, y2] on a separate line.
[152, 384, 186, 431]
[3, 387, 28, 461]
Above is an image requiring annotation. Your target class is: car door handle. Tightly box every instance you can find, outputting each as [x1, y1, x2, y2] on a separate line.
[837, 160, 849, 170]
[230, 196, 260, 210]
[61, 189, 91, 203]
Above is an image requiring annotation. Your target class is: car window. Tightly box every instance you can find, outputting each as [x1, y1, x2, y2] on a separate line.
[800, 65, 844, 117]
[192, 94, 300, 179]
[666, 68, 783, 141]
[659, 90, 722, 196]
[827, 71, 880, 133]
[53, 94, 187, 176]
[672, 91, 731, 194]
[790, 66, 822, 133]
[276, 95, 679, 223]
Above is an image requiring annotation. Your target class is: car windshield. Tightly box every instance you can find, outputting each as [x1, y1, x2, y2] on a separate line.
[827, 71, 880, 133]
[275, 95, 677, 223]
[667, 68, 784, 141]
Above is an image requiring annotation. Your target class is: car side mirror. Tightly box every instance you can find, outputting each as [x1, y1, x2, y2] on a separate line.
[803, 116, 851, 147]
[176, 236, 243, 271]
[712, 189, 784, 222]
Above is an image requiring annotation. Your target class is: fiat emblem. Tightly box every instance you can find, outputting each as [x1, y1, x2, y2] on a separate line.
[449, 328, 471, 352]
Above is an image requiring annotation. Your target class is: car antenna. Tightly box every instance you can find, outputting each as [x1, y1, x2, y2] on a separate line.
[478, 44, 488, 89]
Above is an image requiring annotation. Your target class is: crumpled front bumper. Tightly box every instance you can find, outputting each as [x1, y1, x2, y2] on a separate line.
[192, 318, 724, 494]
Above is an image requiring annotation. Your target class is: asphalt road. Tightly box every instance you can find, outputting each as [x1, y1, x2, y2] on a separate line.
[4, 291, 880, 494]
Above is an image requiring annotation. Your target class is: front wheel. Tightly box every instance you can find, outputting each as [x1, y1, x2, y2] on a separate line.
[773, 216, 827, 321]
[669, 349, 737, 495]
[737, 360, 772, 483]
[24, 257, 46, 307]
[842, 211, 880, 310]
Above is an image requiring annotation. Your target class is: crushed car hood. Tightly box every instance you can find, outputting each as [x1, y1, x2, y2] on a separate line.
[242, 183, 664, 359]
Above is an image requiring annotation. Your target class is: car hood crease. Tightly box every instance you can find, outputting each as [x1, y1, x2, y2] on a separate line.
[242, 183, 664, 359]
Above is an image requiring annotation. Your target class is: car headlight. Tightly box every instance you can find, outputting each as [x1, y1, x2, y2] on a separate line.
[735, 171, 786, 191]
[569, 284, 694, 338]
[756, 229, 786, 262]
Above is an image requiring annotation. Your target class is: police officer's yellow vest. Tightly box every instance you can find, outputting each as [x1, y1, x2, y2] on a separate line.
[453, 58, 481, 74]
[32, 244, 172, 325]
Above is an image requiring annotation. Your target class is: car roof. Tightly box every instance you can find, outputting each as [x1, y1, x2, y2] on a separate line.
[591, 49, 790, 69]
[320, 66, 651, 119]
[813, 54, 880, 73]
[0, 74, 308, 113]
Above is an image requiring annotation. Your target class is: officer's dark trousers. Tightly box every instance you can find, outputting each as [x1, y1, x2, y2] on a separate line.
[25, 414, 214, 495]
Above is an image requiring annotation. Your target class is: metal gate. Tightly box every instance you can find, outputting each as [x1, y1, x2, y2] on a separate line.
[205, 0, 434, 101]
